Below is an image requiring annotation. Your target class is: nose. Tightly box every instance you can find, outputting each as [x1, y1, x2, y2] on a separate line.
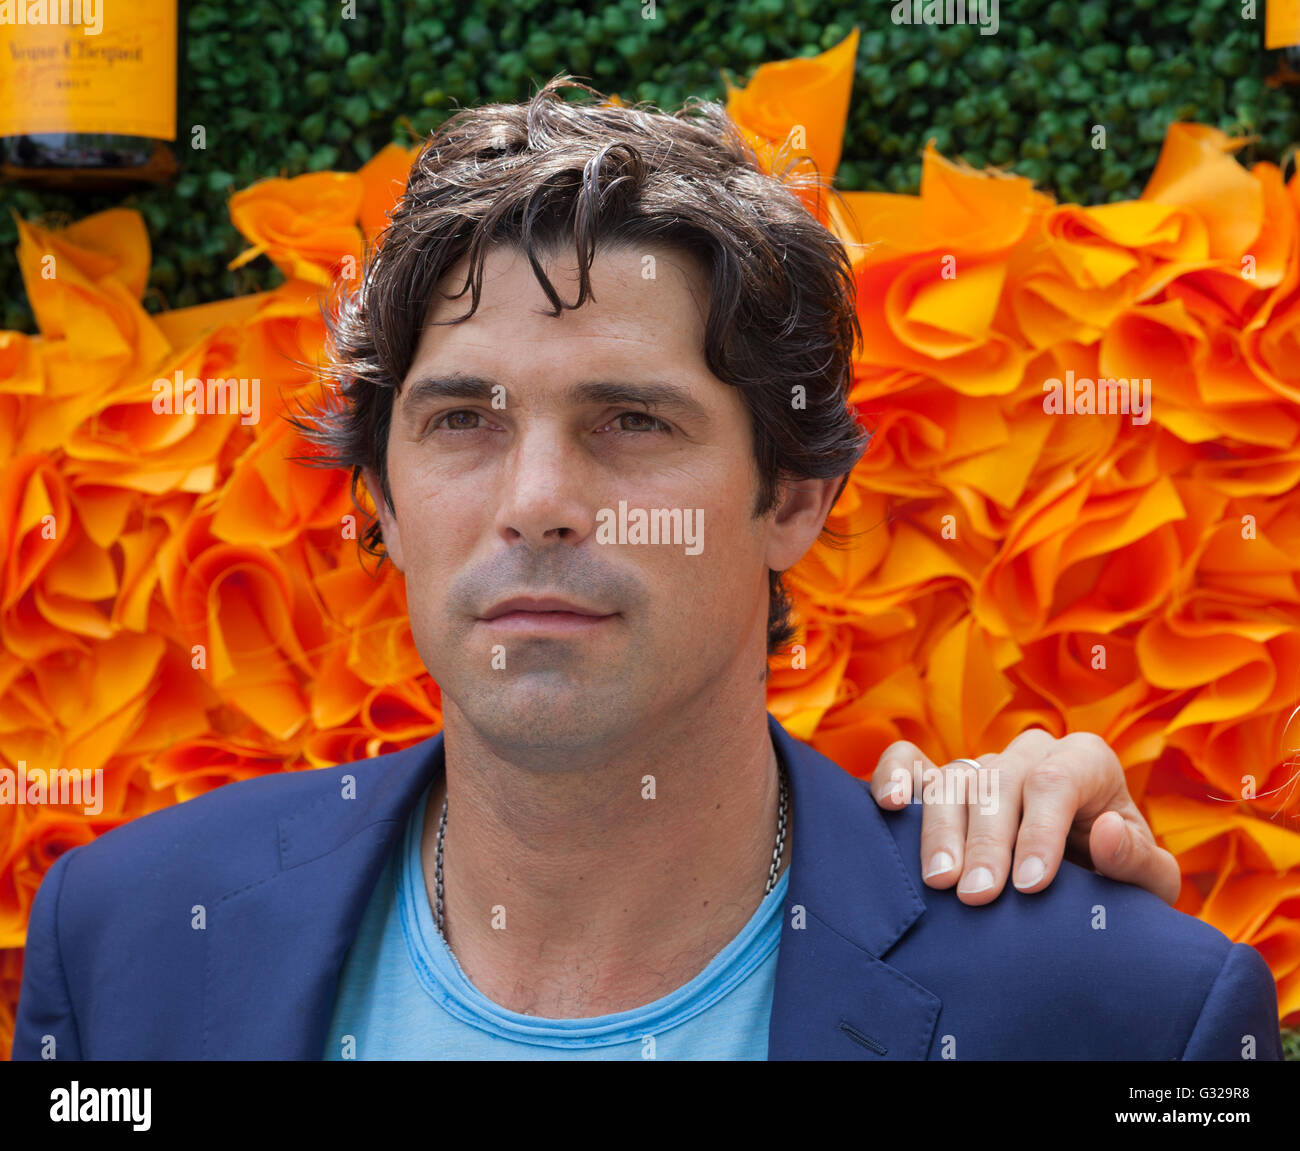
[493, 422, 597, 547]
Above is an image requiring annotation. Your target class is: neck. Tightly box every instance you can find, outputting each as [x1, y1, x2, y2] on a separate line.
[422, 692, 792, 1018]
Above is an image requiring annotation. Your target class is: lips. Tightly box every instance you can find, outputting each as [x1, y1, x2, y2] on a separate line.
[478, 596, 613, 620]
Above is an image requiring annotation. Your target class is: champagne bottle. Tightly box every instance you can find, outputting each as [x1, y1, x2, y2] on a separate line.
[0, 0, 180, 190]
[1265, 0, 1300, 86]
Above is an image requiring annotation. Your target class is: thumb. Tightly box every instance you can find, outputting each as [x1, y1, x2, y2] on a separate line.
[1089, 811, 1181, 906]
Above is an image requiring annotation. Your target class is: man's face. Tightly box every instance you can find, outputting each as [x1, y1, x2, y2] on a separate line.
[370, 242, 792, 763]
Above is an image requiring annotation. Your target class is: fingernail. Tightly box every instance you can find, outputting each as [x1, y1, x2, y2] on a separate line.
[1013, 856, 1045, 889]
[957, 866, 994, 893]
[1112, 827, 1127, 860]
[923, 851, 955, 879]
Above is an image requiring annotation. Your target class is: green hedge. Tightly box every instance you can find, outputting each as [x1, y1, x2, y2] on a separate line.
[1, 0, 1296, 332]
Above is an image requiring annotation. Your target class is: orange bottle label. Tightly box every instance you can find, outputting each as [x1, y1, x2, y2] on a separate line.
[1267, 0, 1300, 49]
[0, 1, 176, 139]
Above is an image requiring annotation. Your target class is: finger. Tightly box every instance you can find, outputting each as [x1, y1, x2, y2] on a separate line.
[1088, 810, 1182, 906]
[1006, 758, 1084, 895]
[944, 729, 1055, 899]
[870, 742, 921, 808]
[1088, 810, 1125, 861]
[952, 756, 1024, 905]
[917, 760, 978, 890]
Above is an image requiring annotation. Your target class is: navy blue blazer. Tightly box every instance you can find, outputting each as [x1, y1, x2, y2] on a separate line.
[12, 712, 1284, 1060]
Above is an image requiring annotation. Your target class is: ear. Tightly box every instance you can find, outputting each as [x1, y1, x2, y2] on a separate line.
[762, 475, 842, 574]
[363, 467, 405, 572]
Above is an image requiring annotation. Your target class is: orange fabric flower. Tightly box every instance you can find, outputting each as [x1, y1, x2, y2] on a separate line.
[229, 172, 364, 287]
[358, 142, 421, 243]
[725, 28, 859, 224]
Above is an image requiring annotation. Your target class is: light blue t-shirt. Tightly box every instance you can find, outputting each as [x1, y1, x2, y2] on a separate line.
[323, 775, 788, 1060]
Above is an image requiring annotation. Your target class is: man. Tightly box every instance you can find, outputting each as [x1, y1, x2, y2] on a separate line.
[13, 77, 1282, 1060]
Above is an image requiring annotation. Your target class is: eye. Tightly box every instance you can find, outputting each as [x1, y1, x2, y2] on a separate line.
[601, 411, 672, 436]
[426, 409, 485, 434]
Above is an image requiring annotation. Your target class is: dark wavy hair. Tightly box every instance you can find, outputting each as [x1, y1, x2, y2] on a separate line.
[291, 73, 871, 660]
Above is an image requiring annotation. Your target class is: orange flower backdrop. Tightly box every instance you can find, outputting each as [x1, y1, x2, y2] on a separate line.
[3, 31, 1300, 1057]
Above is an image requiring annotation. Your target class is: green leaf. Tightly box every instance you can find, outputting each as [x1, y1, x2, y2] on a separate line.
[321, 28, 348, 62]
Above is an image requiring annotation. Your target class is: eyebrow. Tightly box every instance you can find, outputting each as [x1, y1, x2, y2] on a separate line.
[397, 372, 712, 425]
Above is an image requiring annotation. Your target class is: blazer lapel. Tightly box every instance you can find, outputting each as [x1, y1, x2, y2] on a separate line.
[201, 713, 940, 1060]
[202, 734, 447, 1059]
[766, 714, 941, 1059]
